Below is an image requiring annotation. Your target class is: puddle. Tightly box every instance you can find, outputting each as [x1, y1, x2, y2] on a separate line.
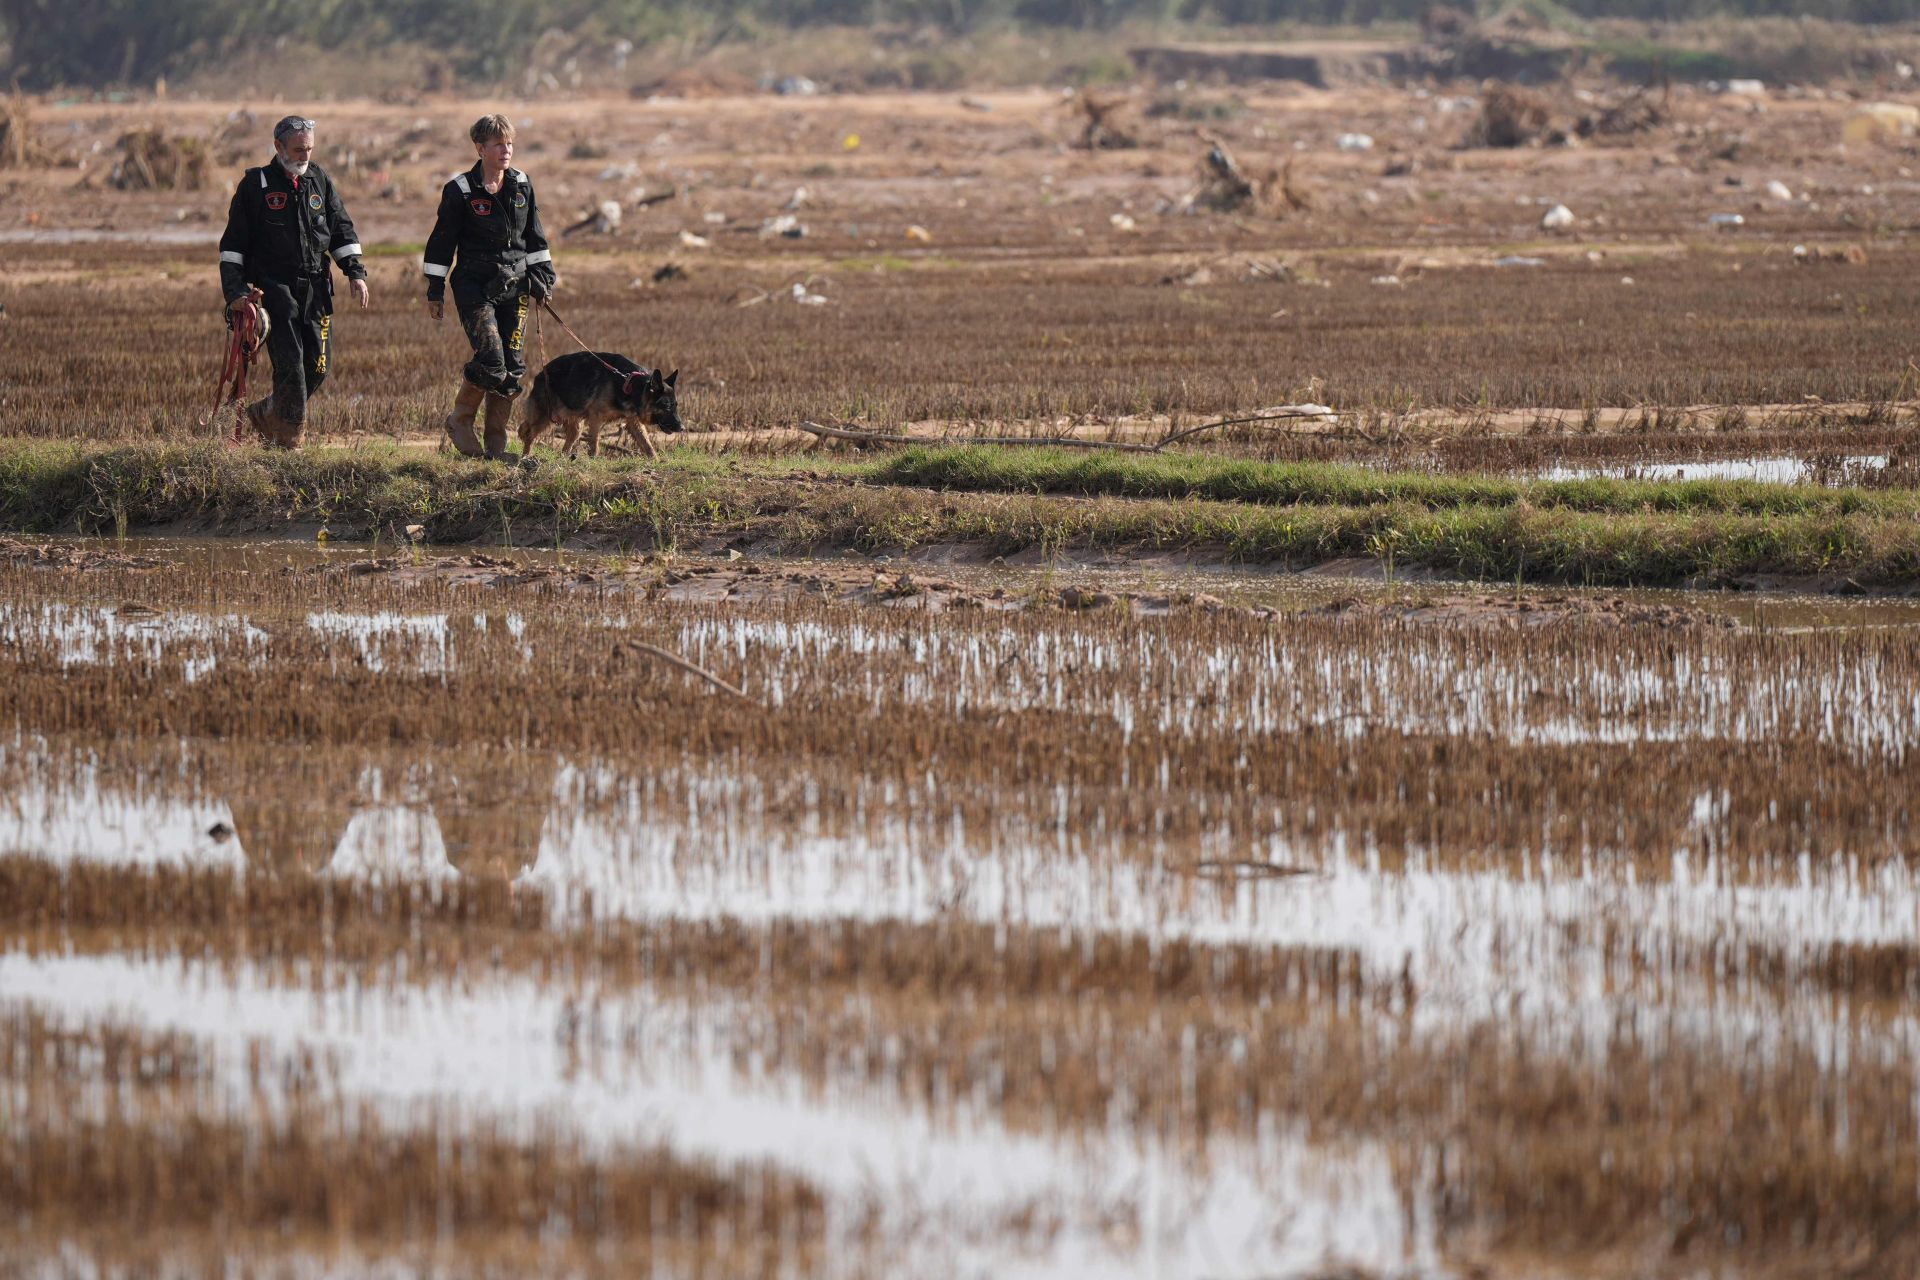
[1541, 455, 1889, 485]
[2, 950, 1435, 1279]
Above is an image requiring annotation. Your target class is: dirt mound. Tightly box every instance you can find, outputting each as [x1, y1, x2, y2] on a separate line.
[1316, 591, 1736, 629]
[0, 537, 163, 571]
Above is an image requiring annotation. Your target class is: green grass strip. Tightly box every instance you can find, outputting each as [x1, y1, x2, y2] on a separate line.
[869, 445, 1920, 519]
[3, 440, 1920, 588]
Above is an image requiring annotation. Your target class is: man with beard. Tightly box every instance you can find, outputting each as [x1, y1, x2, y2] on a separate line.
[216, 114, 371, 447]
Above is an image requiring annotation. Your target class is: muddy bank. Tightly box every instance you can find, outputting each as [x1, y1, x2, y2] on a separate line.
[1, 535, 163, 571]
[304, 551, 1279, 620]
[1316, 590, 1738, 629]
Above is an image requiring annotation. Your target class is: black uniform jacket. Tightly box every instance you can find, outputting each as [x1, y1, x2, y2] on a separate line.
[422, 163, 555, 308]
[218, 159, 366, 315]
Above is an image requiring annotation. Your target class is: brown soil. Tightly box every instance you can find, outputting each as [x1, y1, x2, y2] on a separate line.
[309, 550, 1273, 618]
[1316, 589, 1738, 628]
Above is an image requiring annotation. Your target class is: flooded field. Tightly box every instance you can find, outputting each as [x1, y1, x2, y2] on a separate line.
[4, 537, 1919, 1277]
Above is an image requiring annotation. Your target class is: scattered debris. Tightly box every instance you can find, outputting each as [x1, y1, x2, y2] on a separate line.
[651, 262, 690, 283]
[0, 95, 52, 169]
[1336, 132, 1374, 151]
[1494, 255, 1546, 267]
[1160, 255, 1298, 288]
[781, 186, 810, 211]
[677, 229, 710, 249]
[759, 214, 807, 238]
[1463, 84, 1553, 148]
[1109, 212, 1137, 232]
[771, 75, 819, 97]
[905, 224, 932, 242]
[1843, 102, 1920, 143]
[1792, 243, 1868, 266]
[958, 95, 992, 112]
[1765, 179, 1793, 201]
[789, 282, 830, 306]
[1723, 79, 1766, 96]
[1071, 92, 1140, 151]
[1575, 84, 1668, 140]
[1186, 135, 1308, 217]
[107, 130, 209, 190]
[1371, 274, 1404, 287]
[1539, 203, 1574, 231]
[1184, 859, 1317, 881]
[1708, 212, 1746, 229]
[562, 199, 622, 236]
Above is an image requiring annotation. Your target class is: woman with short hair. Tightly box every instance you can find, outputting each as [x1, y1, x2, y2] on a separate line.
[422, 113, 556, 461]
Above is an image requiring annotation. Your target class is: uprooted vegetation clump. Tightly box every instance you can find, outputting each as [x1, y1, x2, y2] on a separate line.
[107, 129, 211, 190]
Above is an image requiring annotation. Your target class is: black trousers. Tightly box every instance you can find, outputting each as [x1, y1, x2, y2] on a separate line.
[458, 293, 530, 394]
[258, 278, 331, 426]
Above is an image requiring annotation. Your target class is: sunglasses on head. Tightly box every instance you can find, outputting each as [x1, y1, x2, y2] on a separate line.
[274, 117, 316, 140]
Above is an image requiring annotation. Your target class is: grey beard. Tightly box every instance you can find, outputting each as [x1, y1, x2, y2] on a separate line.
[278, 156, 310, 178]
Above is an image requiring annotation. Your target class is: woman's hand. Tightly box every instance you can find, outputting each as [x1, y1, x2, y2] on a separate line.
[427, 299, 444, 321]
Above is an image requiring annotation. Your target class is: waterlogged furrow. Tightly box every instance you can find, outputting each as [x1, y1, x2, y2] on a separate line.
[677, 613, 1920, 759]
[0, 953, 1432, 1280]
[5, 552, 1919, 1276]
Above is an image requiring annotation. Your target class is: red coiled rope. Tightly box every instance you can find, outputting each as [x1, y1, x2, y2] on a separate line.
[202, 287, 267, 445]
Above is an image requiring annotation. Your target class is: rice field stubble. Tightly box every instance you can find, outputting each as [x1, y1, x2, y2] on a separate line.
[4, 549, 1920, 1275]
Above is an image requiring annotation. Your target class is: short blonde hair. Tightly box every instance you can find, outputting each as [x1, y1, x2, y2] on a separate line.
[470, 114, 514, 146]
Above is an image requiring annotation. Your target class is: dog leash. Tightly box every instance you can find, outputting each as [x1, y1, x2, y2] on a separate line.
[537, 297, 649, 396]
[201, 287, 266, 445]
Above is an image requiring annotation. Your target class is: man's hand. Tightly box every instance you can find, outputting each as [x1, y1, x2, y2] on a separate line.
[228, 296, 253, 313]
[427, 299, 444, 321]
[350, 278, 370, 310]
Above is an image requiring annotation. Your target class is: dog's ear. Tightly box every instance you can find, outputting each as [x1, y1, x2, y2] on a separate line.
[665, 369, 678, 387]
[649, 369, 665, 390]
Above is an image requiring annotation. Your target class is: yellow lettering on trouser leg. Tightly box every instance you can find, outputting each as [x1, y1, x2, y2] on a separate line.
[507, 297, 528, 353]
[314, 315, 330, 376]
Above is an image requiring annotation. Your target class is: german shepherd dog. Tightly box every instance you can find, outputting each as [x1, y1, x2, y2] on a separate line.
[518, 352, 682, 459]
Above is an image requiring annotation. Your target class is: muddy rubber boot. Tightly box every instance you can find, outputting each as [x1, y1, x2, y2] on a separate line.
[482, 391, 516, 462]
[444, 381, 486, 458]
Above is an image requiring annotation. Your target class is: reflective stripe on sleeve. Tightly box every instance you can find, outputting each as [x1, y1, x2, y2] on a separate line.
[219, 250, 245, 265]
[525, 249, 552, 265]
[258, 171, 268, 188]
[331, 243, 363, 261]
[452, 173, 470, 194]
[423, 263, 450, 278]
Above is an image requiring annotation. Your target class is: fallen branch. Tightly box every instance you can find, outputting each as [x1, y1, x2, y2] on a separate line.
[624, 640, 751, 700]
[800, 422, 1159, 452]
[1152, 409, 1343, 449]
[798, 408, 1345, 453]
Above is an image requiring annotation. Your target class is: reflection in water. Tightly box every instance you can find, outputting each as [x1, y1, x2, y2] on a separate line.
[323, 806, 458, 884]
[1542, 455, 1889, 484]
[1, 951, 1436, 1279]
[0, 758, 243, 871]
[11, 753, 1919, 1044]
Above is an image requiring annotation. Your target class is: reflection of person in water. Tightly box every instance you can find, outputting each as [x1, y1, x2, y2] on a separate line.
[227, 755, 556, 881]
